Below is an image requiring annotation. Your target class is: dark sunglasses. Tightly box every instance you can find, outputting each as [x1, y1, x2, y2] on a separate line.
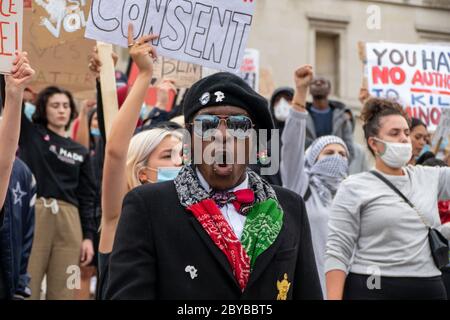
[191, 114, 254, 139]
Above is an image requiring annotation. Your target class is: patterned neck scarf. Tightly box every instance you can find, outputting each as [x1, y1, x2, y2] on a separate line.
[174, 165, 284, 291]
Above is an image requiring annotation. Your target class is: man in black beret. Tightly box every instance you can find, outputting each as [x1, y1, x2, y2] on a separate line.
[105, 72, 322, 300]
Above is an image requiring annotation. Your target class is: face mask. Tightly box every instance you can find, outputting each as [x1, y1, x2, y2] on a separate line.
[156, 167, 181, 182]
[274, 98, 291, 122]
[142, 167, 181, 184]
[90, 127, 101, 137]
[417, 144, 431, 160]
[24, 102, 36, 121]
[314, 154, 349, 179]
[374, 138, 412, 168]
[140, 104, 150, 120]
[309, 154, 348, 203]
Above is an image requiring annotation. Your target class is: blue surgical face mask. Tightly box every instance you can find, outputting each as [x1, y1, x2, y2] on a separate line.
[417, 144, 431, 159]
[24, 102, 36, 121]
[90, 127, 101, 137]
[156, 167, 181, 182]
[143, 167, 181, 184]
[140, 104, 150, 120]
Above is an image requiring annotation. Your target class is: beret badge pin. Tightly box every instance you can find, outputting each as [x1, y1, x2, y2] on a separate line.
[200, 92, 210, 105]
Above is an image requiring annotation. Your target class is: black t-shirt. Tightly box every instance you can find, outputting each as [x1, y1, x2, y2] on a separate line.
[18, 111, 96, 240]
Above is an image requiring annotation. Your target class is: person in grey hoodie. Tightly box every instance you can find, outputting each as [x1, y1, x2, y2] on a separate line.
[305, 77, 354, 160]
[281, 65, 349, 298]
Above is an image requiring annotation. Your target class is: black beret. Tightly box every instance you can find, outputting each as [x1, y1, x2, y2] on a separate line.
[183, 72, 274, 135]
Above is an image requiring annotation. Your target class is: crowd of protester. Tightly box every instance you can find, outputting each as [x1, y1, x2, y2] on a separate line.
[0, 25, 450, 300]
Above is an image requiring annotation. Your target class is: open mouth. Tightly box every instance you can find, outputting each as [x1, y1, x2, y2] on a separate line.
[213, 150, 234, 176]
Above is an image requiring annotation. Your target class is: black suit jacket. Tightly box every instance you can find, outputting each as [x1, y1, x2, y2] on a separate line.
[105, 181, 322, 300]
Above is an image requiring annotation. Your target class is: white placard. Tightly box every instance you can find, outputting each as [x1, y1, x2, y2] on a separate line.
[237, 48, 259, 92]
[85, 0, 255, 72]
[0, 0, 23, 74]
[366, 42, 450, 131]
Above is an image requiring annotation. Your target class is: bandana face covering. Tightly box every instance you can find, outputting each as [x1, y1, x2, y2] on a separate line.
[174, 165, 283, 291]
[305, 136, 349, 205]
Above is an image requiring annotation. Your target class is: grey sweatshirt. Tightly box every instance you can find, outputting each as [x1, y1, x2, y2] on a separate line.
[325, 166, 450, 278]
[281, 108, 329, 297]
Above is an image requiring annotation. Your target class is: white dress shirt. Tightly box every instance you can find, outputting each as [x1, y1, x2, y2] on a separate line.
[196, 168, 248, 240]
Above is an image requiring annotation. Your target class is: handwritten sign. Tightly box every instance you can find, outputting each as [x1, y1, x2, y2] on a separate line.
[0, 0, 23, 74]
[135, 56, 202, 88]
[366, 43, 450, 131]
[24, 8, 96, 96]
[85, 0, 255, 72]
[237, 48, 259, 92]
[32, 0, 91, 49]
[433, 108, 450, 146]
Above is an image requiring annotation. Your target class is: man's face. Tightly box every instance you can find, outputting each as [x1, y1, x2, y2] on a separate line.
[309, 77, 331, 98]
[191, 105, 252, 191]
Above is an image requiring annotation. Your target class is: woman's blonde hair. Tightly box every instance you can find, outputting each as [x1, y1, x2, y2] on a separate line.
[126, 128, 182, 189]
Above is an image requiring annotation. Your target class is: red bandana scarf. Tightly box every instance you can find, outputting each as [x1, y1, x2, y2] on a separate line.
[188, 199, 251, 290]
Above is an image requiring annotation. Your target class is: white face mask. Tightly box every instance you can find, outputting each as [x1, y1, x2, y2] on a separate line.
[274, 98, 291, 122]
[374, 138, 412, 168]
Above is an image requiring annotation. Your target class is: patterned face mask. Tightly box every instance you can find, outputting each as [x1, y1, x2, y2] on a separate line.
[305, 135, 349, 205]
[309, 154, 349, 200]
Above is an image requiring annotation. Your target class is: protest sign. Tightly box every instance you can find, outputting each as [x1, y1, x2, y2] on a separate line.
[32, 0, 91, 49]
[238, 48, 259, 92]
[432, 108, 450, 151]
[366, 43, 450, 131]
[85, 0, 255, 72]
[129, 56, 202, 89]
[24, 9, 96, 96]
[0, 0, 23, 74]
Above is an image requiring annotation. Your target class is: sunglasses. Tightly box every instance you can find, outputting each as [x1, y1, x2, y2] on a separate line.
[191, 114, 254, 139]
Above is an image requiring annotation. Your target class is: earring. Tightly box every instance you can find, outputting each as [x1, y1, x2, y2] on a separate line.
[257, 149, 269, 165]
[182, 143, 191, 165]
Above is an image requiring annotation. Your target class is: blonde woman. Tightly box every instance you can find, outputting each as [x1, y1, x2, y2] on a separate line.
[96, 25, 181, 298]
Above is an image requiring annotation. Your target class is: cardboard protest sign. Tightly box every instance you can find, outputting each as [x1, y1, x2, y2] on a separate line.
[32, 0, 91, 49]
[129, 56, 202, 89]
[0, 0, 23, 74]
[24, 9, 96, 96]
[85, 0, 255, 72]
[366, 43, 450, 131]
[237, 48, 259, 92]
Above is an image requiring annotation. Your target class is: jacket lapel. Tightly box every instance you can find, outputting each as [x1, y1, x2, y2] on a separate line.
[188, 215, 241, 291]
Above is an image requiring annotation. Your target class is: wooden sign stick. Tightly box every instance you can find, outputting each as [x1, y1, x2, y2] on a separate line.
[97, 41, 119, 138]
